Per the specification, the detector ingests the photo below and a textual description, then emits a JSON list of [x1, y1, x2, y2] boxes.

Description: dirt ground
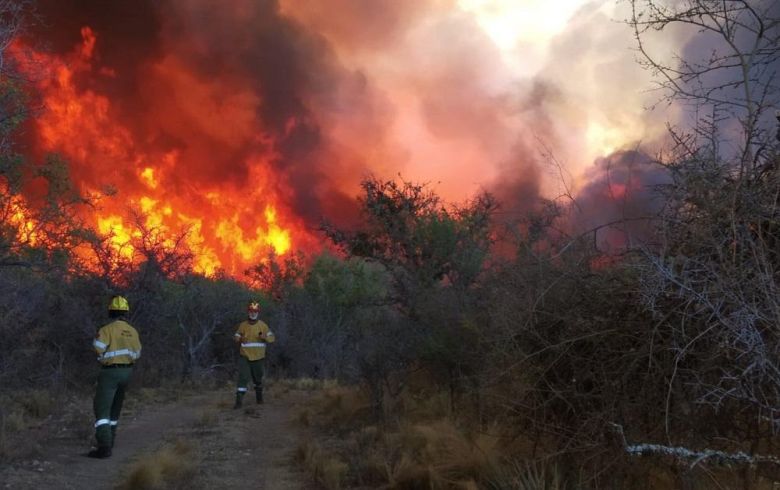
[[0, 385, 314, 489]]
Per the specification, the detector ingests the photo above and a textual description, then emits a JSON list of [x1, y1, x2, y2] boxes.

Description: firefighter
[[88, 296, 141, 459], [233, 301, 275, 408]]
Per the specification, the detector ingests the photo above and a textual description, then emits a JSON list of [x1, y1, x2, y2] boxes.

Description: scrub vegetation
[[1, 1, 779, 488]]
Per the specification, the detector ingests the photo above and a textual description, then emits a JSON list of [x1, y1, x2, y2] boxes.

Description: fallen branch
[[608, 423, 780, 468]]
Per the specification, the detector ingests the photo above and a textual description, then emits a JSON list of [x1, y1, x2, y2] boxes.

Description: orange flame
[[13, 27, 315, 278]]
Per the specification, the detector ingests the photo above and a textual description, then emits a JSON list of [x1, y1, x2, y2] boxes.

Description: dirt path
[[1, 388, 311, 489], [194, 390, 313, 490]]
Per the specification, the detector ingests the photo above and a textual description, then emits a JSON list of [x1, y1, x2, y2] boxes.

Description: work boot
[[255, 388, 264, 405], [233, 392, 244, 409], [87, 446, 112, 459]]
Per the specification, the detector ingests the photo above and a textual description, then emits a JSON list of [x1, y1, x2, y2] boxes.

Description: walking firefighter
[[233, 301, 275, 408], [88, 296, 141, 459]]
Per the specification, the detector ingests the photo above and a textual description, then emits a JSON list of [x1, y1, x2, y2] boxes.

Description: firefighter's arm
[[93, 327, 109, 356], [233, 325, 245, 343], [264, 324, 276, 344]]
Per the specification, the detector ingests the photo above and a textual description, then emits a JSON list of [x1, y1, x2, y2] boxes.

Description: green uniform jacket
[[93, 320, 142, 365], [234, 320, 275, 361]]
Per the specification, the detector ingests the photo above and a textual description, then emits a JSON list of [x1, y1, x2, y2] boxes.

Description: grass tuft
[[118, 439, 198, 490], [485, 460, 568, 490], [297, 439, 349, 490]]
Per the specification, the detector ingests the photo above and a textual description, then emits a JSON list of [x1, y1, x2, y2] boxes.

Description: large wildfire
[[7, 0, 681, 278], [14, 19, 323, 277]]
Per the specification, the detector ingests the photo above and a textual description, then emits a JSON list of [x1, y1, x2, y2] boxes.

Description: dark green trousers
[[236, 356, 264, 396], [93, 365, 132, 448]]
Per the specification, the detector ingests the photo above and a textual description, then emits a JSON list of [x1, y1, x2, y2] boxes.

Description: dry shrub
[[314, 385, 371, 427], [297, 439, 349, 490], [0, 413, 41, 462], [295, 438, 318, 465], [486, 460, 569, 490], [301, 383, 515, 489], [0, 390, 56, 429], [352, 418, 504, 489], [118, 439, 198, 490], [413, 420, 502, 486], [374, 453, 429, 488], [19, 390, 55, 419]]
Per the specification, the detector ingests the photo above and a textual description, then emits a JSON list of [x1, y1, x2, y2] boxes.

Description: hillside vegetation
[[2, 1, 779, 488]]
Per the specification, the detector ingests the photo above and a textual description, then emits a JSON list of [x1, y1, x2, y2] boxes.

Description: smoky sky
[[22, 0, 769, 250]]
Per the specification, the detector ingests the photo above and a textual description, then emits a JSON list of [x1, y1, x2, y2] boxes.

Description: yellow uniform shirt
[[93, 320, 142, 365], [234, 320, 275, 361]]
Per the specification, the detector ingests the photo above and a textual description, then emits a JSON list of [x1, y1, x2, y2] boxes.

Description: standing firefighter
[[88, 296, 141, 459], [233, 301, 275, 408]]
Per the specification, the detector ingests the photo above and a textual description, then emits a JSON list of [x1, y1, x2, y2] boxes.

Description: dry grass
[[295, 383, 589, 489], [485, 460, 569, 490], [357, 419, 504, 488], [294, 383, 510, 489], [0, 390, 58, 462], [297, 439, 349, 490], [19, 390, 56, 419], [312, 384, 371, 428], [117, 439, 198, 490], [399, 390, 451, 422], [0, 412, 41, 462], [0, 389, 56, 430], [299, 383, 780, 489]]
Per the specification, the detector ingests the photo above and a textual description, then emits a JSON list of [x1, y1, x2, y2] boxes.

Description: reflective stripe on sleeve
[[95, 419, 110, 427], [93, 340, 108, 350], [110, 420, 118, 426], [237, 387, 248, 392], [241, 343, 266, 348], [233, 333, 242, 337]]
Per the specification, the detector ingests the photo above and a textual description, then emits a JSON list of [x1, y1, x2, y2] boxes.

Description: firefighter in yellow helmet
[[88, 296, 141, 458], [233, 301, 275, 408]]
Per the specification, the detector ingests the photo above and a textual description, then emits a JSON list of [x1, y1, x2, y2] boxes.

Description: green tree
[[324, 177, 497, 313]]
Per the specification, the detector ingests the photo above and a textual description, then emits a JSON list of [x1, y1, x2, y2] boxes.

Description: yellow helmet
[[108, 296, 130, 312]]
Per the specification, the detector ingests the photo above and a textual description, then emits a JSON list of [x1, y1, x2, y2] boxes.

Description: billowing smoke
[[17, 0, 759, 272], [28, 0, 370, 225], [569, 150, 669, 250]]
